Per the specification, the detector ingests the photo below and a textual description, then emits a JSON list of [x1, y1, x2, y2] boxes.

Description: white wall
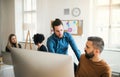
[[0, 0, 15, 52], [36, 0, 91, 62], [0, 0, 2, 53], [15, 0, 23, 42], [37, 0, 50, 40], [37, 0, 91, 52]]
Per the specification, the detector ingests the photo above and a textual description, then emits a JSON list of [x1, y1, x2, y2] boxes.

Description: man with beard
[[75, 36, 111, 77]]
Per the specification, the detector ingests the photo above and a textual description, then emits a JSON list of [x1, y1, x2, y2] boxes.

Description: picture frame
[[51, 20, 83, 36]]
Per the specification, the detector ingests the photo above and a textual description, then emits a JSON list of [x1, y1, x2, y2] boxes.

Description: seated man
[[75, 36, 111, 77]]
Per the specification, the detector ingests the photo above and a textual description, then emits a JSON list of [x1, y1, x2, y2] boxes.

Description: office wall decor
[[51, 20, 83, 36], [72, 8, 81, 17]]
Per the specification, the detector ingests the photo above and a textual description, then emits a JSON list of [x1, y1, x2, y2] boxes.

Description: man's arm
[[47, 38, 55, 53], [68, 33, 81, 61], [102, 66, 111, 77]]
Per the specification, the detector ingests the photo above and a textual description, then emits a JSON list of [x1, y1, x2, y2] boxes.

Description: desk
[[0, 64, 15, 77], [112, 71, 120, 77], [111, 64, 120, 77]]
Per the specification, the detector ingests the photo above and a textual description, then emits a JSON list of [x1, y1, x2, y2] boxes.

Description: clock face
[[72, 8, 81, 17]]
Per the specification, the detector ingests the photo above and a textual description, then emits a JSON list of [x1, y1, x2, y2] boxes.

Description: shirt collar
[[53, 33, 66, 40]]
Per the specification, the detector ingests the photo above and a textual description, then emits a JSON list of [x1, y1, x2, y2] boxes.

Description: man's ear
[[95, 48, 100, 54]]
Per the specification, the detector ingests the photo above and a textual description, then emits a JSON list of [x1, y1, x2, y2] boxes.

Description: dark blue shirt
[[47, 32, 81, 61]]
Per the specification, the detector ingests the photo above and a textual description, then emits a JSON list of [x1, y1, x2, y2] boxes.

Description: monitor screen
[[10, 48, 74, 77]]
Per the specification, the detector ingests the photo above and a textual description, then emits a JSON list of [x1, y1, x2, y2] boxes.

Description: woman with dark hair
[[6, 34, 22, 52], [33, 33, 47, 52]]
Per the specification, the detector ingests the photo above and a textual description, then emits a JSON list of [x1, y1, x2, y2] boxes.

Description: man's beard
[[85, 50, 94, 59]]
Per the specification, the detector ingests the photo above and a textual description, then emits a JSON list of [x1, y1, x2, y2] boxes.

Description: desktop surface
[[0, 64, 15, 77]]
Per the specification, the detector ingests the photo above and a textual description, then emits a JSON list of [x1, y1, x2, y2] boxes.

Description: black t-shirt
[[37, 45, 47, 52], [6, 43, 22, 52]]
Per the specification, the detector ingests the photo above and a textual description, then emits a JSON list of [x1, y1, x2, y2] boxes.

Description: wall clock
[[72, 8, 81, 17]]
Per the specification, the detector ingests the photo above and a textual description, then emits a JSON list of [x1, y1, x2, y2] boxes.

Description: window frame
[[23, 0, 37, 41], [92, 0, 120, 49]]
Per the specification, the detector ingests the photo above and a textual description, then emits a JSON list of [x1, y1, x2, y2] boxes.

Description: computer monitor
[[10, 48, 74, 77]]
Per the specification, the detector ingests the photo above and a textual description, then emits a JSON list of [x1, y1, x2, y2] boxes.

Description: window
[[23, 0, 37, 41], [93, 0, 120, 49]]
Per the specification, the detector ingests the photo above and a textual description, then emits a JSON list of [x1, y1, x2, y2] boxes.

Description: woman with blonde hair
[[6, 34, 22, 52]]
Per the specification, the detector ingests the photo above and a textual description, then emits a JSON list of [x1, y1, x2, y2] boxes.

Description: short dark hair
[[52, 18, 63, 30], [88, 36, 104, 53], [33, 33, 45, 45]]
